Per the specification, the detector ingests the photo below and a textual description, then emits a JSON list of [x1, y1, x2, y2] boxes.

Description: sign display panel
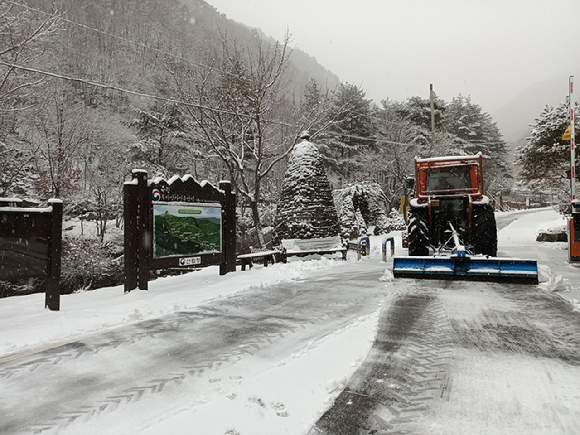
[[0, 237, 49, 279], [0, 211, 51, 280], [153, 203, 222, 258]]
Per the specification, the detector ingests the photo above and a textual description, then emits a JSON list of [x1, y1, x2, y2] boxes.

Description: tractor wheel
[[471, 204, 497, 256], [407, 206, 430, 256]]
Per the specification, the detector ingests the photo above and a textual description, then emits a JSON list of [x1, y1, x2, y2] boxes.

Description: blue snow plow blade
[[392, 255, 539, 284]]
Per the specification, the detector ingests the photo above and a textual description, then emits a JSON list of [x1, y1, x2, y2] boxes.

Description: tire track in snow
[[448, 282, 580, 364], [310, 287, 453, 435], [414, 281, 580, 435]]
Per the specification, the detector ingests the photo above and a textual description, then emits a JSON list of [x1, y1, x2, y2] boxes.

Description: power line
[[0, 60, 232, 114], [1, 59, 509, 150], [0, 59, 300, 127]]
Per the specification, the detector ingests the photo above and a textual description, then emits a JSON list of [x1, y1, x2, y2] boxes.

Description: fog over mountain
[[492, 73, 575, 144]]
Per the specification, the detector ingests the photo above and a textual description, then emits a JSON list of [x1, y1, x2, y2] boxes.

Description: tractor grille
[[431, 198, 468, 246]]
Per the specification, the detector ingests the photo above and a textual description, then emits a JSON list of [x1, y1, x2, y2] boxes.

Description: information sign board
[[153, 203, 222, 258]]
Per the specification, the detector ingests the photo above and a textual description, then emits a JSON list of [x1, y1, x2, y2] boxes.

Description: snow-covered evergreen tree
[[387, 208, 406, 231], [444, 95, 511, 193], [334, 193, 366, 240], [354, 209, 368, 235], [394, 95, 446, 132], [317, 83, 374, 179], [273, 134, 341, 244], [515, 102, 579, 197]]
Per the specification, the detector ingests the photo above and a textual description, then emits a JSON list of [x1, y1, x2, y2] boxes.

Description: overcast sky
[[205, 0, 580, 114]]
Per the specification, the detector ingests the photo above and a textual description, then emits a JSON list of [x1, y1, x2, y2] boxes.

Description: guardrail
[[382, 237, 395, 262]]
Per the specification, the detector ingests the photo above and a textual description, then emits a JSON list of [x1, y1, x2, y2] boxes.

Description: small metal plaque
[[178, 256, 201, 266]]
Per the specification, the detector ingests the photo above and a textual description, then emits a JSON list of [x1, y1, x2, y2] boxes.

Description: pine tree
[[317, 83, 374, 180], [444, 95, 511, 194], [396, 96, 446, 131], [515, 102, 579, 195]]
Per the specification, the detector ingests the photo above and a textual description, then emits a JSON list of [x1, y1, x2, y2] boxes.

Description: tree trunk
[[250, 200, 266, 248]]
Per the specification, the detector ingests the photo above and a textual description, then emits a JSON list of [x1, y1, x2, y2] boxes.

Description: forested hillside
[[1, 0, 339, 198], [2, 0, 518, 294]]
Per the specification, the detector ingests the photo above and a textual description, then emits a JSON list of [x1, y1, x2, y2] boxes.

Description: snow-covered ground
[[0, 207, 578, 434], [496, 207, 580, 306]]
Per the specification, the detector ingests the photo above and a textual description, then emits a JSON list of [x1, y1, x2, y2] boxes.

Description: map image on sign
[[153, 204, 221, 258]]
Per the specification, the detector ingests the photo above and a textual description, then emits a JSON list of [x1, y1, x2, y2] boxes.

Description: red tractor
[[406, 153, 497, 257]]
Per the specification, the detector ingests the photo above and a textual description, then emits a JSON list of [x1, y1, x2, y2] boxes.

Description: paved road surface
[[2, 210, 579, 434]]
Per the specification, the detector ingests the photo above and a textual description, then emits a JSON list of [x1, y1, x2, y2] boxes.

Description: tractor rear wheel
[[407, 206, 430, 256], [471, 204, 497, 256]]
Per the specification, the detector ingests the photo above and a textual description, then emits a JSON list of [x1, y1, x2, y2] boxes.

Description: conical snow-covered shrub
[[333, 182, 391, 239], [273, 138, 340, 244]]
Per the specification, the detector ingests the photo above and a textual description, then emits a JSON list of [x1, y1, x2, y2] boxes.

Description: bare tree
[[170, 31, 314, 247], [0, 2, 61, 110], [79, 111, 135, 241], [25, 82, 91, 199], [0, 2, 61, 196], [367, 104, 421, 215]]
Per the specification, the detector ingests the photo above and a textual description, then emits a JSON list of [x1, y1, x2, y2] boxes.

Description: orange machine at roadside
[[570, 202, 580, 262]]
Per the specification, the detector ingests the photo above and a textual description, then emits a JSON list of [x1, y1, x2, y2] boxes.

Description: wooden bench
[[237, 249, 282, 271], [280, 236, 348, 261]]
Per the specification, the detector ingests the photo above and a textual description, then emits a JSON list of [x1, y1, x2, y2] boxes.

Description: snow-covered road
[[311, 278, 580, 434], [0, 207, 579, 434], [1, 261, 389, 434]]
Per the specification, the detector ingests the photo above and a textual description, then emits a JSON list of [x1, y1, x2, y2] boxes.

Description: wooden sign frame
[[123, 170, 236, 292]]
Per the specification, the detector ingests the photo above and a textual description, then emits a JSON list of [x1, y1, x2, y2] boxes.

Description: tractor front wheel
[[471, 204, 497, 256], [407, 206, 430, 256]]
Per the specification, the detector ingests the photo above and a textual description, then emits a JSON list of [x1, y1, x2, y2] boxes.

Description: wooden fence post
[[219, 181, 237, 275], [135, 170, 149, 290], [124, 177, 139, 293], [45, 199, 62, 311]]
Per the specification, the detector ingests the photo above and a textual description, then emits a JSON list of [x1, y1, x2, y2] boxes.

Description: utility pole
[[568, 75, 580, 263], [428, 83, 436, 155], [430, 84, 436, 135]]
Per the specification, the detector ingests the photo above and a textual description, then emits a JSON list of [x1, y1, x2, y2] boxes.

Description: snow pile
[[380, 268, 395, 282], [497, 208, 579, 309], [538, 264, 574, 292], [535, 215, 567, 235]]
